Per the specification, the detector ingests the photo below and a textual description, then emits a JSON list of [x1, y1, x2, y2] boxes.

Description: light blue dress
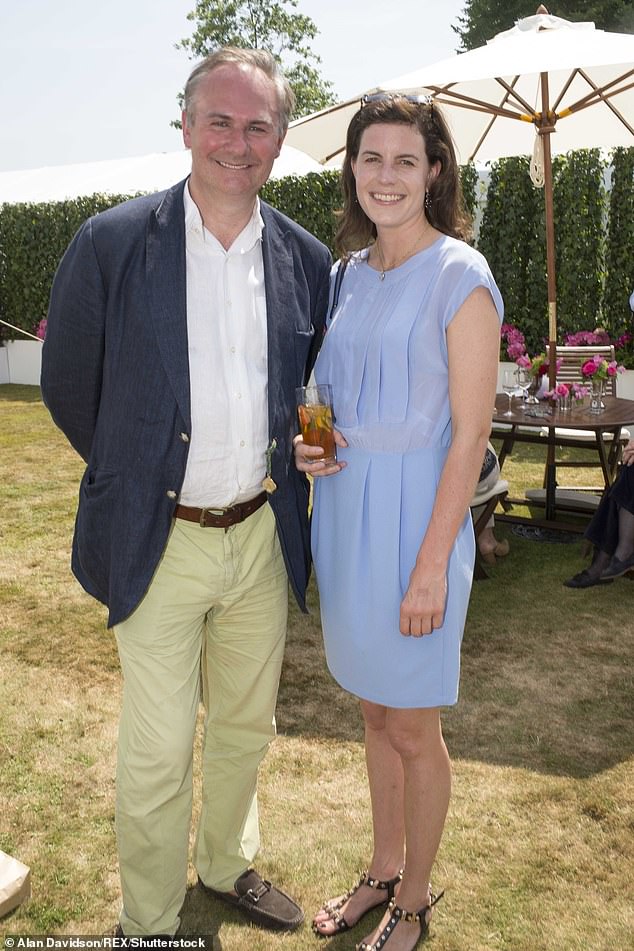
[[312, 236, 503, 708]]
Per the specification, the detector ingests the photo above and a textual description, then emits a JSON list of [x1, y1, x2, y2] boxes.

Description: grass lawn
[[0, 384, 632, 950]]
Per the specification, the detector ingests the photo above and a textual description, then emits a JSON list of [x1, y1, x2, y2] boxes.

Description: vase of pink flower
[[589, 377, 607, 413], [516, 351, 562, 402], [544, 381, 589, 411], [580, 354, 624, 413]]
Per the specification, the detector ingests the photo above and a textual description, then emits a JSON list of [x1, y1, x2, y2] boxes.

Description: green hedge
[[603, 147, 634, 336], [0, 178, 343, 343], [478, 154, 547, 348], [478, 147, 634, 361], [0, 194, 140, 343], [261, 170, 341, 248], [1, 151, 632, 356]]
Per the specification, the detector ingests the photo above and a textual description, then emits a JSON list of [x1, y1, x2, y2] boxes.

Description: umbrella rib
[[565, 68, 634, 110], [551, 70, 579, 113], [559, 69, 634, 136], [289, 96, 360, 128], [468, 83, 518, 162], [493, 76, 538, 116], [324, 144, 347, 164], [427, 85, 536, 123]]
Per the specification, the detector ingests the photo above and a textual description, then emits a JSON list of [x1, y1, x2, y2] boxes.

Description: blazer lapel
[[261, 205, 296, 442], [146, 179, 191, 428]]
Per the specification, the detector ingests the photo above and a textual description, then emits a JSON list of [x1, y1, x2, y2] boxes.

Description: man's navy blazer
[[41, 179, 332, 627]]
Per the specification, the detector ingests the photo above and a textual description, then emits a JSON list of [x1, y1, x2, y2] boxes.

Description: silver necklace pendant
[[379, 271, 386, 281]]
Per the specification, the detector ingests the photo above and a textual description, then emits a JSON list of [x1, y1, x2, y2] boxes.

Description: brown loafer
[[198, 868, 304, 932]]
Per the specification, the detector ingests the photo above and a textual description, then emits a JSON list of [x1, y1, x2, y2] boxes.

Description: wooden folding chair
[[539, 345, 630, 492]]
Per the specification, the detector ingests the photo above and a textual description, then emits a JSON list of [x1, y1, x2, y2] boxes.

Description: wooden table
[[491, 393, 634, 527]]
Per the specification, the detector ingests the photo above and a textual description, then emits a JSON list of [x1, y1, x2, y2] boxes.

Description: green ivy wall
[[1, 150, 632, 361]]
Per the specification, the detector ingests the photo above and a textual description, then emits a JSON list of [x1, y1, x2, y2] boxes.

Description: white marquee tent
[[0, 145, 323, 204]]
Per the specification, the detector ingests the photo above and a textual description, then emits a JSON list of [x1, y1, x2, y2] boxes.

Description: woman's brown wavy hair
[[335, 96, 472, 258]]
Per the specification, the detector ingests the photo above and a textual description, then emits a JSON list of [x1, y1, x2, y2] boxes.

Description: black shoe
[[114, 926, 173, 943], [600, 553, 634, 579], [198, 868, 304, 932], [563, 569, 613, 589]]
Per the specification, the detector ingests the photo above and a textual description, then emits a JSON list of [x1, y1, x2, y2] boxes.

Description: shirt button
[[240, 440, 245, 447], [179, 432, 190, 442], [230, 346, 236, 354], [237, 393, 242, 399], [166, 490, 177, 499]]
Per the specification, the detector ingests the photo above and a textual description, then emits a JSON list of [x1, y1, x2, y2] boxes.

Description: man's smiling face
[[182, 62, 284, 204]]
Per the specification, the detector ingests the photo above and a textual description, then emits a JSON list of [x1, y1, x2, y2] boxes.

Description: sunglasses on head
[[361, 92, 434, 111]]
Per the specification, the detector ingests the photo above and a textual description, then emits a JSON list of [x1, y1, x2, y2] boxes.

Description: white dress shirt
[[179, 184, 269, 508]]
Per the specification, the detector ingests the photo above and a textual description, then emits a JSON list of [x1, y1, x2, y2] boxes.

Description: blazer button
[[179, 432, 190, 442], [166, 490, 177, 499]]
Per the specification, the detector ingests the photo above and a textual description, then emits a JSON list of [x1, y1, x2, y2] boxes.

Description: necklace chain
[[374, 232, 428, 281]]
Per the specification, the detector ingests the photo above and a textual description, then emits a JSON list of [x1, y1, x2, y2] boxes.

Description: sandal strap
[[325, 869, 403, 912], [364, 869, 403, 895], [388, 888, 445, 921], [322, 871, 366, 913], [315, 870, 404, 939], [357, 891, 444, 951]]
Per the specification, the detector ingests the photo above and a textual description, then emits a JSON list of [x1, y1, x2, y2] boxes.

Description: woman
[[564, 439, 634, 587], [295, 95, 502, 951]]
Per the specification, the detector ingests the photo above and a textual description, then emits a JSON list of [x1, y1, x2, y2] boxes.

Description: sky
[[0, 0, 466, 172]]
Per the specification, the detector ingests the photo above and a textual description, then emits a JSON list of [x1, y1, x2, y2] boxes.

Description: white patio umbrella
[[287, 5, 634, 383]]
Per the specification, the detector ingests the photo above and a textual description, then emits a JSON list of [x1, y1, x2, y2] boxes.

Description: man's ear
[[182, 111, 192, 148]]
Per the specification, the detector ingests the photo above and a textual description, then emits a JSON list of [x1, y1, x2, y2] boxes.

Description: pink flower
[[507, 340, 526, 359], [565, 329, 611, 347], [35, 318, 47, 340], [581, 359, 598, 377], [580, 355, 625, 380], [555, 383, 570, 397], [500, 323, 526, 361], [516, 354, 532, 369]]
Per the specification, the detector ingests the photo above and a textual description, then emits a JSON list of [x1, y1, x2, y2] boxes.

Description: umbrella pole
[[540, 73, 558, 520], [539, 76, 558, 390], [544, 134, 557, 391]]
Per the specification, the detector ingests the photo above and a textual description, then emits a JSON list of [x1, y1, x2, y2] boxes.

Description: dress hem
[[325, 659, 459, 710]]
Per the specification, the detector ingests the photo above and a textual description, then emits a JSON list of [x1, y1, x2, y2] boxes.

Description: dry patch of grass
[[0, 653, 121, 932], [1, 386, 633, 950]]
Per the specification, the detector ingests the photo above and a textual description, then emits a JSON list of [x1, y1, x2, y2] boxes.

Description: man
[[41, 48, 331, 938]]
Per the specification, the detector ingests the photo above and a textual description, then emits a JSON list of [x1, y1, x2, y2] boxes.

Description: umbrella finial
[[536, 4, 549, 12]]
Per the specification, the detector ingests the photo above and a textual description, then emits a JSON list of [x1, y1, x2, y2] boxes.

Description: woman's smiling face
[[351, 122, 439, 231]]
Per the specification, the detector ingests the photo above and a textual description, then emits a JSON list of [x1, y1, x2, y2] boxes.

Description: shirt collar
[[183, 179, 263, 253]]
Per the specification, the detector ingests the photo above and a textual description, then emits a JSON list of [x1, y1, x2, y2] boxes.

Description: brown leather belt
[[174, 492, 268, 529]]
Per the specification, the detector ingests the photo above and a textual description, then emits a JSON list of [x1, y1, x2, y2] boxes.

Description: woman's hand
[[623, 440, 634, 466], [293, 430, 348, 477], [400, 566, 447, 637]]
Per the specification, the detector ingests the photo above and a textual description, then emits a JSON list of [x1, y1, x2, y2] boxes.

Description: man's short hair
[[184, 47, 295, 136]]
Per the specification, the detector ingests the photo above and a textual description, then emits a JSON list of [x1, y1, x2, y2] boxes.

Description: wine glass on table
[[516, 366, 532, 405], [502, 369, 517, 417], [520, 367, 539, 404]]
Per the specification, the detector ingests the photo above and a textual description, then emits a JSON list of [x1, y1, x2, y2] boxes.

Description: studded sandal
[[312, 869, 403, 938], [355, 890, 444, 950]]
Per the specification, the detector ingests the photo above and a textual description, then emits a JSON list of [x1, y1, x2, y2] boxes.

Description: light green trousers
[[113, 503, 288, 936]]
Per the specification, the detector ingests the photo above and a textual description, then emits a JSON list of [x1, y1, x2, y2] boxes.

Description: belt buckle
[[200, 507, 226, 528]]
